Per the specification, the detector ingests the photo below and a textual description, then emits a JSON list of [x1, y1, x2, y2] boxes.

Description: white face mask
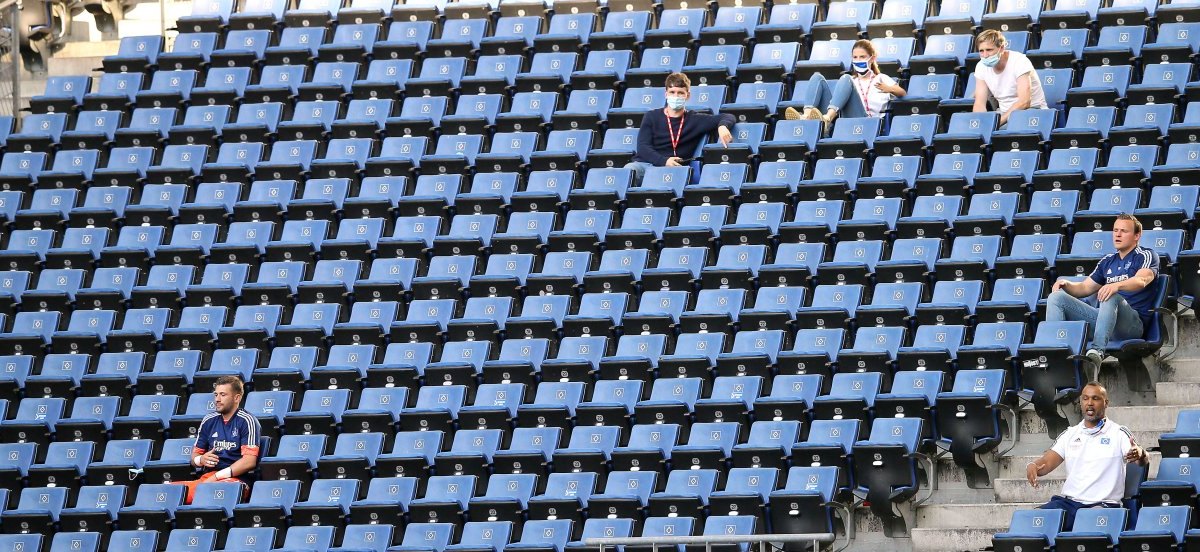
[[666, 96, 687, 110]]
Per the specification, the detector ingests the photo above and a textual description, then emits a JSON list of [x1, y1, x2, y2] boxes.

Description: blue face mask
[[852, 61, 870, 73], [666, 96, 687, 110], [980, 52, 1002, 68]]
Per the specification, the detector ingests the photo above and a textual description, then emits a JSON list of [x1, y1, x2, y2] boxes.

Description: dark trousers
[[1039, 495, 1119, 529]]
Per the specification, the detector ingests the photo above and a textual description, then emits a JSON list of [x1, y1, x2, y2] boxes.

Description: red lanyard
[[854, 74, 877, 118], [667, 110, 685, 157]]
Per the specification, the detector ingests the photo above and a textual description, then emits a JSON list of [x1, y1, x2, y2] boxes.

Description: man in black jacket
[[626, 72, 735, 184]]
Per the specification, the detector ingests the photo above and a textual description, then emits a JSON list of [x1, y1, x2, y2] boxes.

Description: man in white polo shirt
[[1026, 382, 1148, 529]]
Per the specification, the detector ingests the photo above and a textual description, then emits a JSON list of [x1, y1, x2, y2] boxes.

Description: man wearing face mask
[[972, 29, 1048, 127], [626, 72, 735, 184], [1026, 382, 1147, 529]]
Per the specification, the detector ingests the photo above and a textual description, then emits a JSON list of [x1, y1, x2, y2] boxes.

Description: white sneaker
[[1085, 348, 1104, 366]]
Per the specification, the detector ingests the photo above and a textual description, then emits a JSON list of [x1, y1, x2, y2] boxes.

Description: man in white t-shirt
[[1026, 382, 1148, 529], [972, 29, 1049, 127]]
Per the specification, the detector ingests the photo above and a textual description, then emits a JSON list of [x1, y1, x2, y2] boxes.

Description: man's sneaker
[[1085, 348, 1104, 365]]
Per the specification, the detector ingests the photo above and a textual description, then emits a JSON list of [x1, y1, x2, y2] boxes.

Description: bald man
[[1026, 382, 1148, 528]]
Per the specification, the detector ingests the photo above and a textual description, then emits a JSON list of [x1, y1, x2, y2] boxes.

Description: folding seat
[[273, 526, 337, 552], [524, 473, 599, 531], [721, 81, 785, 124], [10, 187, 75, 231], [207, 30, 270, 72], [1138, 456, 1200, 510], [583, 471, 658, 520], [1018, 320, 1087, 434], [112, 478, 188, 532], [758, 120, 825, 164], [406, 474, 477, 525], [807, 1, 872, 42], [716, 331, 787, 381], [4, 113, 66, 156], [55, 110, 120, 153], [950, 192, 1019, 237], [1118, 506, 1190, 551], [253, 434, 326, 492], [773, 201, 839, 246], [24, 351, 92, 401], [0, 487, 68, 537], [566, 518, 635, 552], [1008, 190, 1080, 238], [992, 509, 1066, 552], [538, 336, 608, 384], [364, 427, 442, 481], [1029, 146, 1100, 193], [835, 326, 907, 380], [1075, 187, 1137, 232], [79, 349, 149, 400], [99, 35, 163, 75], [227, 480, 301, 534], [989, 109, 1058, 153], [30, 76, 91, 116], [1056, 230, 1117, 278], [863, 0, 923, 35], [932, 234, 1002, 282], [335, 479, 419, 533], [157, 32, 219, 72], [742, 1, 811, 45], [242, 65, 309, 107], [792, 39, 855, 82], [377, 522, 452, 552], [78, 73, 141, 114], [221, 103, 285, 145], [1025, 28, 1089, 70], [1105, 103, 1175, 149], [1136, 186, 1200, 232], [1152, 143, 1200, 190], [260, 26, 325, 67], [669, 421, 743, 471], [41, 223, 105, 270], [129, 70, 196, 112], [644, 469, 718, 520], [215, 527, 278, 552], [168, 105, 234, 150], [1064, 65, 1133, 110], [848, 417, 928, 536]]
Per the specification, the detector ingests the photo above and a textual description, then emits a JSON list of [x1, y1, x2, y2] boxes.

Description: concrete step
[[1165, 358, 1200, 384], [1156, 381, 1200, 405], [915, 502, 1038, 530], [993, 477, 1063, 503], [910, 528, 1004, 552]]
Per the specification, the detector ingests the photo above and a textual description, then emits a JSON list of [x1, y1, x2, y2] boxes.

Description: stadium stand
[[5, 0, 1200, 550]]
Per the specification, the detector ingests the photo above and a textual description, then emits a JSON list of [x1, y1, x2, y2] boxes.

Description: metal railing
[[0, 0, 19, 117], [586, 533, 839, 552]]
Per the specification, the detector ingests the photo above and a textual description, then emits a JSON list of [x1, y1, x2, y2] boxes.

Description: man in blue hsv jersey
[[1047, 214, 1161, 365], [625, 72, 736, 185], [179, 375, 260, 504]]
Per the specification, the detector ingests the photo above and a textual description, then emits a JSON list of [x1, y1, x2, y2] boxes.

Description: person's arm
[[1052, 275, 1102, 297], [1124, 433, 1149, 466], [879, 76, 906, 98], [191, 417, 220, 469], [715, 112, 736, 147], [1026, 449, 1065, 488], [216, 413, 261, 480], [635, 114, 668, 166], [972, 75, 991, 113], [1000, 73, 1033, 126], [1097, 251, 1159, 301]]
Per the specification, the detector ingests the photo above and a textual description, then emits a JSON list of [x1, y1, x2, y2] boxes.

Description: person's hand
[[195, 451, 220, 469], [1026, 462, 1040, 488], [875, 81, 898, 95], [1125, 443, 1147, 464], [717, 125, 733, 148], [1051, 279, 1069, 293], [1098, 283, 1122, 302], [665, 157, 684, 167]]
